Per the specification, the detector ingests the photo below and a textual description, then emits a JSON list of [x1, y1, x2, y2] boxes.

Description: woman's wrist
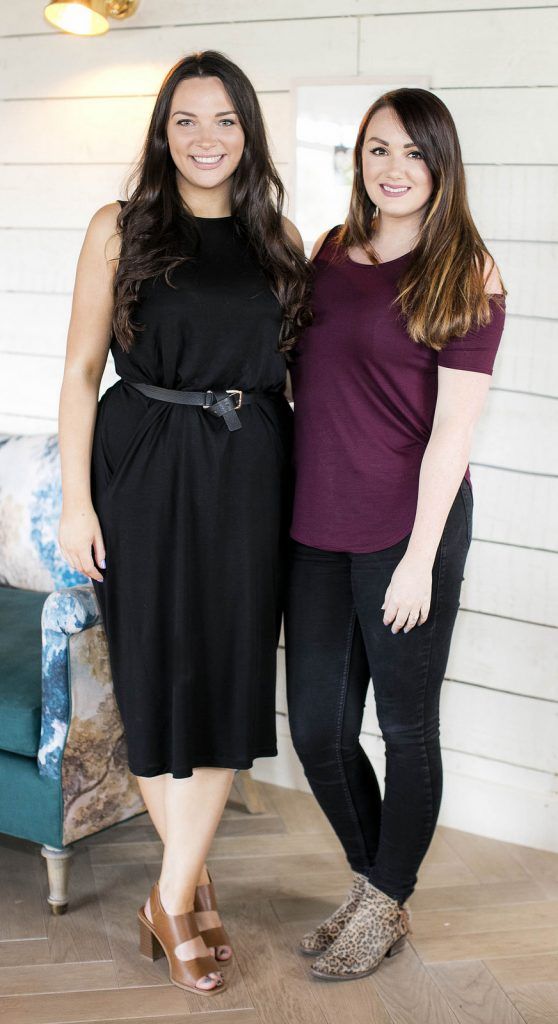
[[404, 539, 437, 571], [62, 496, 95, 516]]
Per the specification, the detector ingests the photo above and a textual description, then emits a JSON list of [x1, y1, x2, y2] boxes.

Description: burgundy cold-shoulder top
[[290, 227, 506, 553]]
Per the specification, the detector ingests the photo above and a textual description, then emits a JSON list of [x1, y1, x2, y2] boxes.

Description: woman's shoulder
[[281, 215, 304, 253], [310, 225, 343, 262], [478, 250, 504, 296], [88, 200, 122, 228], [81, 202, 123, 267]]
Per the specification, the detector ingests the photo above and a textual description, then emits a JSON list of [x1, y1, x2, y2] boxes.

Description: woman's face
[[166, 76, 245, 198], [360, 106, 434, 223]]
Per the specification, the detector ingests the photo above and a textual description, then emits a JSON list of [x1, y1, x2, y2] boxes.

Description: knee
[[289, 716, 331, 762], [289, 714, 361, 768], [380, 713, 440, 751]]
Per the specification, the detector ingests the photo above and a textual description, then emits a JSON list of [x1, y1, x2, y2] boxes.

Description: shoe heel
[[386, 934, 406, 958], [139, 917, 164, 960]]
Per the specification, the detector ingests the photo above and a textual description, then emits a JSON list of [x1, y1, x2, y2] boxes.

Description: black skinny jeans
[[284, 479, 473, 904]]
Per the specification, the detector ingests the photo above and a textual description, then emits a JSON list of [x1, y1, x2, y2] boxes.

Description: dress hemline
[[130, 749, 278, 780]]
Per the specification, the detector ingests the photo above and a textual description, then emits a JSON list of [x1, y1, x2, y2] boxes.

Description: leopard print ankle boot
[[310, 877, 412, 980], [298, 871, 367, 956]]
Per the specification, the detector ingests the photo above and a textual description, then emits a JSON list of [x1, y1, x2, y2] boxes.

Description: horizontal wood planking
[[470, 465, 558, 550], [488, 240, 558, 320], [2, 0, 558, 37], [471, 389, 558, 476], [435, 88, 558, 165], [491, 317, 558, 400], [0, 229, 84, 293], [446, 612, 557, 702], [359, 8, 558, 86], [0, 294, 74, 355], [460, 542, 558, 627], [0, 20, 358, 99], [6, 0, 558, 37], [1, 6, 556, 98], [466, 166, 558, 245]]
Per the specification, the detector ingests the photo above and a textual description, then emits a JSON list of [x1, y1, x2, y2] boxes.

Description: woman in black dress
[[57, 51, 309, 995]]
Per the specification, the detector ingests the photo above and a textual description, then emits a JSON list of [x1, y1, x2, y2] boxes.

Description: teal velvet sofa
[[0, 432, 146, 913]]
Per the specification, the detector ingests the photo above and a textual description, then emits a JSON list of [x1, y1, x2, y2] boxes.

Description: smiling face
[[166, 75, 245, 207], [361, 106, 434, 225]]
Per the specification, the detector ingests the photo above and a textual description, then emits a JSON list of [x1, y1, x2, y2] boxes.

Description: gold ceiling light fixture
[[44, 0, 140, 37]]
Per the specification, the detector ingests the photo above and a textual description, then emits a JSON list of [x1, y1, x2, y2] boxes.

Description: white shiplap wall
[[1, 1, 556, 850]]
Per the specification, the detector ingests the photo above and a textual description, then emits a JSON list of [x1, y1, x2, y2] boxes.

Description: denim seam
[[333, 605, 372, 871], [412, 524, 448, 888], [459, 480, 473, 545]]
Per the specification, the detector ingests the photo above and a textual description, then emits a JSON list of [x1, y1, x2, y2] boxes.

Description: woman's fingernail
[[100, 559, 106, 568]]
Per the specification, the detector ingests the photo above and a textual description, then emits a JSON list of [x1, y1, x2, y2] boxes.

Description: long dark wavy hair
[[111, 50, 312, 354], [332, 88, 506, 351]]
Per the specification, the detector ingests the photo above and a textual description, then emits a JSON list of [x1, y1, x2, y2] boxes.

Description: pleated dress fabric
[[90, 208, 293, 778]]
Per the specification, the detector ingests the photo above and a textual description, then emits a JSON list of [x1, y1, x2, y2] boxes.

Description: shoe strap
[[200, 924, 230, 948], [150, 882, 201, 945], [194, 880, 217, 913]]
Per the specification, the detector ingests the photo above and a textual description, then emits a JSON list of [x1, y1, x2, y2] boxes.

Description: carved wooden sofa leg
[[40, 844, 75, 914]]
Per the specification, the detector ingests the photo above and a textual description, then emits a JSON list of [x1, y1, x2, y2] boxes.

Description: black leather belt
[[123, 379, 271, 432]]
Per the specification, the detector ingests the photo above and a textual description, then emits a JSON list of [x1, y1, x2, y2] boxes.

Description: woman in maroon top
[[285, 88, 506, 981]]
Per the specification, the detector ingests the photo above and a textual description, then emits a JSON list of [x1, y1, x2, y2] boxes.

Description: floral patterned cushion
[[0, 433, 87, 591]]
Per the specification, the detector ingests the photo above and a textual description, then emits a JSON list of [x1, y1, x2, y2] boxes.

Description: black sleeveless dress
[[90, 207, 293, 778]]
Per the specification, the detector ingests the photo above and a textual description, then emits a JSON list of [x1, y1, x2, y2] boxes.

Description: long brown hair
[[111, 50, 312, 354], [334, 88, 506, 350]]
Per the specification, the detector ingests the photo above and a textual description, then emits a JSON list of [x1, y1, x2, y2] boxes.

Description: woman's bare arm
[[382, 255, 504, 633], [57, 201, 121, 581]]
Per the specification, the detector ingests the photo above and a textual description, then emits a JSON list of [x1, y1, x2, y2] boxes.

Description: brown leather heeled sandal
[[194, 870, 233, 962], [138, 881, 227, 995]]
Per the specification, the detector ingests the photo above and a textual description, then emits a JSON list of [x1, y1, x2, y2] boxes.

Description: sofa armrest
[[38, 583, 145, 845], [38, 584, 99, 779]]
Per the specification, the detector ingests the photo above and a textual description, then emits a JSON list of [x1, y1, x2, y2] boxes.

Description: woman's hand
[[382, 553, 433, 634], [59, 504, 106, 583]]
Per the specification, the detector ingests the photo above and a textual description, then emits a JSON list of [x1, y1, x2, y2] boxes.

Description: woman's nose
[[194, 130, 218, 148]]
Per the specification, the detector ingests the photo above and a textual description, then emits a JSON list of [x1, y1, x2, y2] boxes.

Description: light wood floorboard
[[2, 781, 558, 1024], [426, 960, 526, 1024]]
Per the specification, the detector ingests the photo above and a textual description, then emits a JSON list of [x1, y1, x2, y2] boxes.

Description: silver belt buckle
[[226, 389, 243, 409]]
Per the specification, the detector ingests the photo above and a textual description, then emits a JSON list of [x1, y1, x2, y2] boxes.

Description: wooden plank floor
[[1, 779, 558, 1024]]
